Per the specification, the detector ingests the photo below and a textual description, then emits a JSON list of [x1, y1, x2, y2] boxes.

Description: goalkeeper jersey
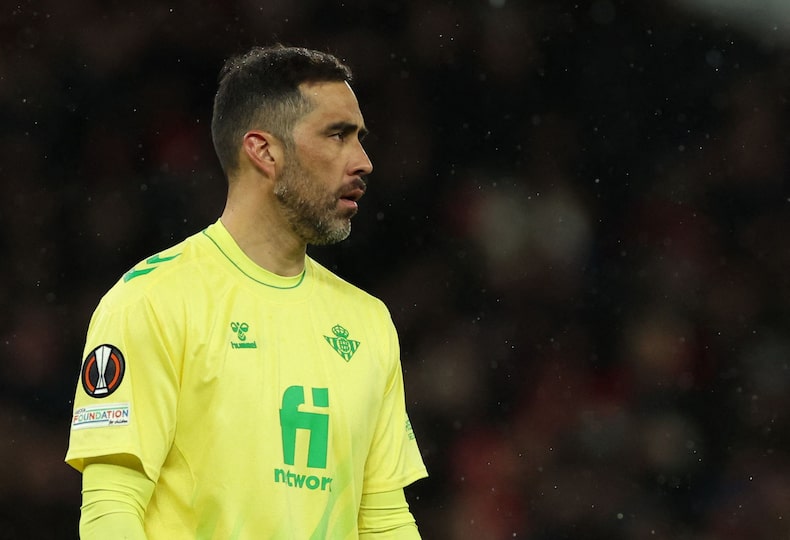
[[66, 219, 428, 539]]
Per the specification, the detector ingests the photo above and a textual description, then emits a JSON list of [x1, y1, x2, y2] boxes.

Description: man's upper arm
[[362, 314, 428, 493], [66, 290, 182, 480]]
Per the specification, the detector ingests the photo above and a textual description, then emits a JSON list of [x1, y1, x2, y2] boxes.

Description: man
[[66, 45, 428, 539]]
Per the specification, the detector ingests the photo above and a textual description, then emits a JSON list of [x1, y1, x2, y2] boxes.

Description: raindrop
[[706, 49, 724, 69], [590, 0, 615, 24]]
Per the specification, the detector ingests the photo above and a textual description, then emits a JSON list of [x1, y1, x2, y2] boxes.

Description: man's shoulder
[[308, 257, 388, 309], [120, 243, 189, 285], [103, 227, 214, 304]]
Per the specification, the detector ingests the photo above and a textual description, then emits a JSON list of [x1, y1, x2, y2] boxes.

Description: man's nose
[[352, 142, 373, 177]]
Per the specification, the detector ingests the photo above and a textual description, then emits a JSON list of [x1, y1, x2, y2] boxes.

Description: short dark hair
[[211, 45, 353, 175]]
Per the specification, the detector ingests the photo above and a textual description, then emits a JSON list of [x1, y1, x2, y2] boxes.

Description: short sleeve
[[362, 318, 428, 494], [65, 291, 182, 482]]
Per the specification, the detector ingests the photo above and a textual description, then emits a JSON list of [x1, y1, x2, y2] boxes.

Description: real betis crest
[[324, 324, 360, 362]]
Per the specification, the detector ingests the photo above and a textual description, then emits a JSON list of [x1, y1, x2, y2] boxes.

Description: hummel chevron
[[123, 253, 181, 282]]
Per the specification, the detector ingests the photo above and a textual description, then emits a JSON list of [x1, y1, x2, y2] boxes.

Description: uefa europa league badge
[[81, 344, 126, 398]]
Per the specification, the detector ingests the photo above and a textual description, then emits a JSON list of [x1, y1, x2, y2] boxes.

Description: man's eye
[[330, 132, 345, 141]]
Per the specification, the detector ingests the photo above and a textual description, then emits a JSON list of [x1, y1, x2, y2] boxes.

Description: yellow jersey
[[66, 219, 427, 539]]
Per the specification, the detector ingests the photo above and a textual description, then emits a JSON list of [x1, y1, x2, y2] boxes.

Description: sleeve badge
[[80, 344, 126, 398]]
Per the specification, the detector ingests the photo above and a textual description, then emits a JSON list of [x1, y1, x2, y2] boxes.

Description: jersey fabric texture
[[66, 219, 428, 540]]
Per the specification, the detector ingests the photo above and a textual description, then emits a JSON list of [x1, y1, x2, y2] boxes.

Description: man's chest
[[175, 293, 388, 444]]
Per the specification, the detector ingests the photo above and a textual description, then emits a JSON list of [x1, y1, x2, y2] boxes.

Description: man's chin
[[307, 222, 352, 246]]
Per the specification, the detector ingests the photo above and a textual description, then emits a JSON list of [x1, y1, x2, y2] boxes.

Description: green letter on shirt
[[279, 386, 329, 469]]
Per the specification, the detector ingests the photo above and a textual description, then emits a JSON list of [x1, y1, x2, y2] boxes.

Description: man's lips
[[339, 196, 361, 211], [339, 179, 367, 208]]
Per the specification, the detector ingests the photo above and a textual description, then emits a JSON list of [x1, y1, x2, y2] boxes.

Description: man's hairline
[[249, 79, 351, 146], [224, 79, 352, 179]]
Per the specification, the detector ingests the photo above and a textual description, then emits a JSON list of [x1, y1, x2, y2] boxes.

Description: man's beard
[[273, 156, 355, 246]]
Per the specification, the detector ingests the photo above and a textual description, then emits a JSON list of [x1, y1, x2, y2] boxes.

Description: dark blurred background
[[2, 0, 790, 538]]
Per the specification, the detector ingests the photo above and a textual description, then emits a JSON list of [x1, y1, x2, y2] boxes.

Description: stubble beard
[[274, 158, 354, 246]]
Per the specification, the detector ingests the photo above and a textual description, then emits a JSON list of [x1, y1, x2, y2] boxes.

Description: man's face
[[274, 81, 373, 246]]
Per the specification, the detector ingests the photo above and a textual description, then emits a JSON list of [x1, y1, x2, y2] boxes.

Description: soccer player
[[66, 45, 428, 539]]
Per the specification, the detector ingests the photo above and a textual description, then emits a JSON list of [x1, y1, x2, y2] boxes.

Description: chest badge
[[324, 324, 360, 362]]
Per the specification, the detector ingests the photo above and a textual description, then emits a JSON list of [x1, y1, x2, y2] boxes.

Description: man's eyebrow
[[326, 121, 369, 140]]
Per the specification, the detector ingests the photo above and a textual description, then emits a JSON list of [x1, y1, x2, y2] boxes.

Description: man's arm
[[358, 488, 422, 539], [80, 454, 155, 540]]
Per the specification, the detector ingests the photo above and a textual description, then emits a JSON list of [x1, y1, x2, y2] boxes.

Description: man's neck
[[219, 204, 307, 278]]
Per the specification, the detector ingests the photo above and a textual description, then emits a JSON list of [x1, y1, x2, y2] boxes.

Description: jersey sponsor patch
[[81, 344, 126, 398], [71, 403, 130, 430]]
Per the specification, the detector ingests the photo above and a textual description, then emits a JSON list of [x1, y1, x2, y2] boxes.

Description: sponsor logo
[[230, 321, 257, 349], [273, 469, 333, 491], [276, 385, 333, 491], [71, 403, 130, 430], [81, 344, 125, 398], [324, 324, 360, 362]]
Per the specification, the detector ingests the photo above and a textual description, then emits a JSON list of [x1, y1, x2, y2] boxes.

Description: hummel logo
[[324, 324, 360, 362], [230, 321, 257, 349], [123, 252, 181, 282]]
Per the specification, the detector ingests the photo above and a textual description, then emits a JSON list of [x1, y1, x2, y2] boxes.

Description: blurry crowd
[[2, 1, 789, 538]]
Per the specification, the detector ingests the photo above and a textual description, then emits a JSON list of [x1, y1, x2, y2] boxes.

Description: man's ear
[[242, 130, 281, 178]]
